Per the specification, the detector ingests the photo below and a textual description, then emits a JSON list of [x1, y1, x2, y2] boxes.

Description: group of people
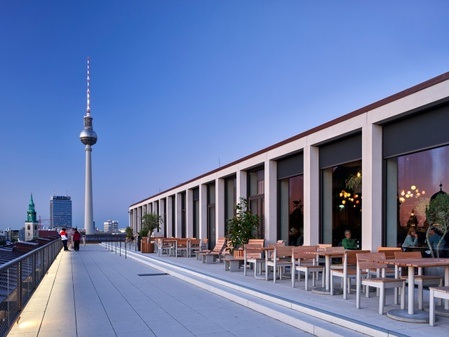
[[341, 226, 447, 256], [59, 227, 82, 251], [402, 226, 447, 256]]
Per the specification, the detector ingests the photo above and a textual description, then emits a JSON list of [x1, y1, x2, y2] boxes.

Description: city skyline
[[1, 1, 449, 230]]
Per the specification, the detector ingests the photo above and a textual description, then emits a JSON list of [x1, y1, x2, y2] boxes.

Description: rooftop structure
[[129, 71, 449, 252]]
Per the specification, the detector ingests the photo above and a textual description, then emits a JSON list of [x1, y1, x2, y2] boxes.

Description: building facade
[[50, 196, 72, 229], [103, 220, 119, 233], [129, 72, 449, 251]]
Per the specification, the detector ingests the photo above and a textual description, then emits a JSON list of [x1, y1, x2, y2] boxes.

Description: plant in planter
[[425, 193, 449, 258], [226, 198, 260, 256], [140, 213, 163, 252]]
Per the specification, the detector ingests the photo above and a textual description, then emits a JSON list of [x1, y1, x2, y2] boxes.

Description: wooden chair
[[156, 238, 176, 257], [330, 250, 370, 299], [376, 246, 401, 276], [194, 238, 209, 260], [291, 245, 324, 290], [394, 251, 443, 309], [200, 237, 227, 264], [377, 246, 402, 259], [248, 238, 265, 246], [175, 238, 189, 257], [429, 286, 449, 326], [326, 246, 345, 270], [356, 252, 405, 314], [188, 238, 201, 257], [265, 246, 293, 283], [243, 243, 264, 277]]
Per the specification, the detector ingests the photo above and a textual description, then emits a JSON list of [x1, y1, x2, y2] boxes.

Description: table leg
[[408, 266, 415, 315], [325, 255, 330, 291], [445, 265, 449, 310]]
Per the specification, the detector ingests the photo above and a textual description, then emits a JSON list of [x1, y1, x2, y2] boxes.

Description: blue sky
[[1, 1, 449, 230]]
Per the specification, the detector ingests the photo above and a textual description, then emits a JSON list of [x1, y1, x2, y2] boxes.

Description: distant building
[[50, 196, 72, 229], [25, 194, 39, 241], [103, 220, 119, 233]]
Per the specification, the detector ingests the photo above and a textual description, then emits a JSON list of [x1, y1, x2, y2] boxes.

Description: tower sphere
[[80, 128, 98, 145]]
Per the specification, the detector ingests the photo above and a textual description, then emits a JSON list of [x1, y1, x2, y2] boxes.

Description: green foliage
[[140, 213, 163, 238], [425, 193, 449, 257], [226, 198, 260, 252], [125, 226, 134, 239], [345, 172, 362, 193]]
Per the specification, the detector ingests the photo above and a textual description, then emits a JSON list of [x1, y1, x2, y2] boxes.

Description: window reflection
[[279, 175, 304, 245], [394, 147, 449, 246], [322, 161, 362, 247]]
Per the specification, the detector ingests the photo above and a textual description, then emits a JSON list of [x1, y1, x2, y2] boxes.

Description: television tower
[[79, 57, 98, 235]]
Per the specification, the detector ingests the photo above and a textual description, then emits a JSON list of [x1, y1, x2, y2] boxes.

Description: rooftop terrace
[[7, 244, 449, 337]]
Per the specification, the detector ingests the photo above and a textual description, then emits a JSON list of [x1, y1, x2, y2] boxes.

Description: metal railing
[[103, 237, 134, 258], [0, 239, 62, 337]]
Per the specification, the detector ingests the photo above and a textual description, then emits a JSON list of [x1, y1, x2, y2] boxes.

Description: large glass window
[[224, 177, 236, 235], [279, 175, 304, 245], [249, 168, 265, 238], [322, 161, 362, 247], [386, 146, 449, 247]]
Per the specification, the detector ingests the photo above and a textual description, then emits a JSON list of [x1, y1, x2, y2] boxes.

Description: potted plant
[[226, 198, 260, 257], [425, 193, 449, 258], [140, 213, 163, 253]]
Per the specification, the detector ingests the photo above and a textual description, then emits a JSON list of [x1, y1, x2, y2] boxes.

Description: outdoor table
[[376, 258, 449, 323], [306, 250, 345, 294]]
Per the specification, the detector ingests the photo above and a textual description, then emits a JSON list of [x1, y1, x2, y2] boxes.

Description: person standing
[[73, 228, 81, 251], [60, 228, 69, 251]]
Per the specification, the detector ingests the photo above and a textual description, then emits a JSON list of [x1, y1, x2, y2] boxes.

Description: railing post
[[32, 253, 37, 291], [18, 261, 22, 312]]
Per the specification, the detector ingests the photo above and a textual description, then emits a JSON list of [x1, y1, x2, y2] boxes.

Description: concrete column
[[265, 159, 277, 243], [133, 209, 138, 235], [159, 199, 166, 237], [304, 144, 320, 245], [236, 170, 247, 201], [137, 207, 142, 234], [362, 123, 383, 251], [199, 184, 208, 240], [216, 178, 225, 238], [186, 189, 193, 237], [175, 193, 183, 237], [166, 197, 173, 238]]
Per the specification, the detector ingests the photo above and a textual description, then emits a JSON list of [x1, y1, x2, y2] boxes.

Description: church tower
[[25, 194, 38, 241]]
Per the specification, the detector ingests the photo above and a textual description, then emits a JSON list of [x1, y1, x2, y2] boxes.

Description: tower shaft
[[84, 145, 94, 234]]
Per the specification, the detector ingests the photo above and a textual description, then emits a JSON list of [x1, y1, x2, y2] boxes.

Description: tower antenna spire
[[86, 57, 91, 116]]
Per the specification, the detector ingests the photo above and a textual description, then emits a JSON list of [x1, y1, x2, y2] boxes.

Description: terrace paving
[[7, 243, 449, 337]]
